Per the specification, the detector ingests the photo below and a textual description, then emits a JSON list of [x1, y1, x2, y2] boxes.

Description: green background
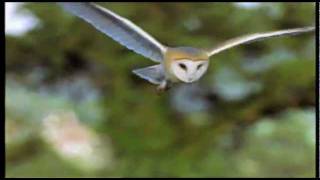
[[5, 2, 316, 177]]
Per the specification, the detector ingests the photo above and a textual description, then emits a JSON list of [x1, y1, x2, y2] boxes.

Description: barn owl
[[59, 3, 315, 92]]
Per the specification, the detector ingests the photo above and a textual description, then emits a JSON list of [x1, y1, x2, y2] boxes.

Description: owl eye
[[179, 63, 187, 71], [197, 64, 203, 70]]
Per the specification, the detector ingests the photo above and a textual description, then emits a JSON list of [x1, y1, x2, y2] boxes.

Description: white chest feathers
[[171, 59, 209, 83]]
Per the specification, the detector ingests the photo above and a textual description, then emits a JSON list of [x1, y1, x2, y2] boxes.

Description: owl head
[[167, 47, 210, 83]]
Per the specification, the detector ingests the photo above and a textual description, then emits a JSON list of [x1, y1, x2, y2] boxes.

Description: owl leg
[[156, 80, 172, 92]]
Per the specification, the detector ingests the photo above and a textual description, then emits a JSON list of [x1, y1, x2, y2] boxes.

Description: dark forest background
[[5, 2, 316, 177]]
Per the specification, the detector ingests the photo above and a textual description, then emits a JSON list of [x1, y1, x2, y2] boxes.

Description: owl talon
[[156, 81, 171, 93]]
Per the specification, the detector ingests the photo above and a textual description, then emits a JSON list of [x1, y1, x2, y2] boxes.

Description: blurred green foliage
[[5, 2, 315, 177]]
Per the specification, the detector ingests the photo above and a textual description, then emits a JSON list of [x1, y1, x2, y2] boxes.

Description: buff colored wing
[[59, 2, 167, 62], [207, 27, 315, 57]]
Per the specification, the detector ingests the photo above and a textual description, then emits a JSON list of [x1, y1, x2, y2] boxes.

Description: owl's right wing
[[59, 2, 167, 63], [206, 26, 315, 57]]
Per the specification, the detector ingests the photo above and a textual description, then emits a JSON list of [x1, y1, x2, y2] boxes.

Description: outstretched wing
[[132, 64, 165, 85], [206, 26, 315, 57], [59, 2, 167, 62]]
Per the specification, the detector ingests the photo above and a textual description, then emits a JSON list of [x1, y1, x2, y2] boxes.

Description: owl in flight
[[60, 3, 315, 92]]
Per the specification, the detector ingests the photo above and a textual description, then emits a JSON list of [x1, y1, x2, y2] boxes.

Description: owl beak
[[187, 77, 195, 83]]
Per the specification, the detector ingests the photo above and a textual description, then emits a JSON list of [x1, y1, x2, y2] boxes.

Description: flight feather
[[59, 2, 167, 62]]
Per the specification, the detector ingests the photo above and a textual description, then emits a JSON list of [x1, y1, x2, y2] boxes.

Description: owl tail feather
[[132, 64, 165, 85]]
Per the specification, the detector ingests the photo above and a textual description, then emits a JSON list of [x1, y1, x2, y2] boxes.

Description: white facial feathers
[[171, 60, 209, 83]]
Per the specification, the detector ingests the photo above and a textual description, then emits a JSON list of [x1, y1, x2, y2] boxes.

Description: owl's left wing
[[206, 26, 315, 57], [59, 2, 167, 62]]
